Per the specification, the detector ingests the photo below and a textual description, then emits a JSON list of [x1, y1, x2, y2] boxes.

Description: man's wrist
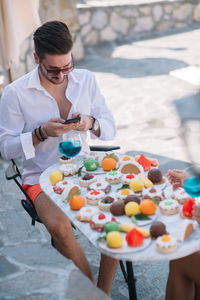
[[89, 116, 100, 132], [89, 116, 95, 130]]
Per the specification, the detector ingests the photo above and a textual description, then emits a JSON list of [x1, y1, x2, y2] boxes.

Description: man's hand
[[71, 113, 93, 132], [42, 118, 79, 137], [166, 169, 189, 190]]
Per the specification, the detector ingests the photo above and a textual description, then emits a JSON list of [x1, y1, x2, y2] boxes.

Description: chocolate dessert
[[110, 201, 125, 216], [147, 168, 163, 183], [124, 195, 141, 205], [150, 221, 167, 239]]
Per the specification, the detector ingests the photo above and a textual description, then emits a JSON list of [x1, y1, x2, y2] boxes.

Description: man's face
[[38, 52, 74, 85]]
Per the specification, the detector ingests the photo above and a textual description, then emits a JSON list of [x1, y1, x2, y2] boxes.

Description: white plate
[[98, 234, 151, 254], [82, 166, 107, 175], [115, 209, 159, 227]]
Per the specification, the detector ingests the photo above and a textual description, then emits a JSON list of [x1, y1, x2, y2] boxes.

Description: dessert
[[59, 164, 78, 176], [120, 224, 150, 238], [121, 174, 135, 185], [106, 231, 123, 248], [90, 213, 116, 232], [79, 173, 96, 187], [125, 202, 140, 217], [105, 170, 122, 184], [88, 180, 111, 194], [135, 155, 159, 167], [104, 221, 121, 233], [159, 199, 179, 215], [53, 180, 69, 194], [129, 179, 144, 193], [181, 198, 195, 219], [86, 190, 105, 205], [126, 228, 144, 247], [155, 235, 177, 254], [147, 168, 165, 185], [98, 196, 115, 211], [101, 157, 117, 171], [84, 158, 99, 171], [59, 156, 75, 164], [143, 187, 163, 203], [69, 195, 85, 210], [119, 161, 143, 175], [49, 170, 63, 185], [150, 221, 167, 239], [61, 183, 80, 202], [110, 201, 125, 216], [120, 155, 132, 163], [172, 187, 191, 205], [138, 173, 153, 188], [139, 199, 157, 216], [76, 206, 98, 222], [137, 154, 151, 171], [124, 195, 141, 205], [115, 188, 133, 202], [176, 219, 194, 242]]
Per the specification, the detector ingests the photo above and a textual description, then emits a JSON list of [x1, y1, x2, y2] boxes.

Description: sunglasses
[[41, 55, 74, 76]]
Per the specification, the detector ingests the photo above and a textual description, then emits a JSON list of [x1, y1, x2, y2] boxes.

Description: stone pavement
[[1, 25, 200, 300]]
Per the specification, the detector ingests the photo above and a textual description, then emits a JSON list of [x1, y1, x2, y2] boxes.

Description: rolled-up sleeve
[[0, 86, 35, 160], [89, 73, 116, 140]]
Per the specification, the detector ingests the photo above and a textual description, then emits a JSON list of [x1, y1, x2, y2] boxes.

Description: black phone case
[[63, 116, 81, 124]]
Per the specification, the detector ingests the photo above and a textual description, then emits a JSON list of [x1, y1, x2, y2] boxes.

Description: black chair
[[5, 145, 137, 300]]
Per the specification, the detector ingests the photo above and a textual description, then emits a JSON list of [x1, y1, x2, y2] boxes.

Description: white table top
[[39, 161, 200, 262]]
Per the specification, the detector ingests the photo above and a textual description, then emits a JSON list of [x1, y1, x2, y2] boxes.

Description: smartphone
[[63, 116, 81, 124]]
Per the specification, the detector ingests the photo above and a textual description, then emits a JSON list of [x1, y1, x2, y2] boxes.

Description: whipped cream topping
[[86, 190, 106, 201], [105, 171, 122, 180], [155, 235, 177, 248], [77, 206, 98, 219], [159, 199, 179, 211], [91, 213, 113, 225]]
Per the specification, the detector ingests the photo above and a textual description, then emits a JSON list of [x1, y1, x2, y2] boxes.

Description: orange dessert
[[139, 199, 157, 216], [69, 195, 85, 210], [101, 157, 116, 171]]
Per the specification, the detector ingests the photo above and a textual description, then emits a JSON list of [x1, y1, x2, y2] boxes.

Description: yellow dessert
[[125, 202, 139, 217], [120, 224, 150, 238], [49, 170, 63, 185], [129, 179, 144, 192], [121, 189, 131, 196], [138, 174, 153, 188], [106, 231, 123, 248]]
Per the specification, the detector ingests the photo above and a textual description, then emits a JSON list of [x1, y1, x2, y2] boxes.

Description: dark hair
[[33, 21, 73, 60]]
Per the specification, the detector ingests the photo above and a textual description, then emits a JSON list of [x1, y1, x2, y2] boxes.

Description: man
[[0, 21, 118, 295]]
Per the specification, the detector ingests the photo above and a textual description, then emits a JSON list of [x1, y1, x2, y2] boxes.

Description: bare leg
[[166, 252, 200, 300], [34, 192, 95, 283], [97, 254, 119, 295]]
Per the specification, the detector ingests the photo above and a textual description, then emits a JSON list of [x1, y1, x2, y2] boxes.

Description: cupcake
[[115, 188, 133, 202], [155, 235, 177, 254], [86, 190, 105, 205], [98, 196, 115, 211], [121, 174, 135, 185], [105, 170, 122, 184], [79, 173, 96, 187], [159, 199, 179, 215]]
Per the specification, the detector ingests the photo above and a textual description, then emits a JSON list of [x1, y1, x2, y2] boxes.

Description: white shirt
[[0, 67, 116, 185]]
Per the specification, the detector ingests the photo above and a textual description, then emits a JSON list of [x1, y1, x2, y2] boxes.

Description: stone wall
[[78, 0, 200, 46], [1, 0, 200, 85]]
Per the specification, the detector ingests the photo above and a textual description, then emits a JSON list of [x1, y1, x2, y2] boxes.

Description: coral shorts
[[22, 184, 43, 203]]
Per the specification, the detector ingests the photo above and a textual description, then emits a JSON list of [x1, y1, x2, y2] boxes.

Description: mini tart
[[79, 174, 96, 187], [155, 235, 177, 254], [172, 188, 191, 205], [159, 199, 179, 215], [119, 161, 143, 175], [121, 174, 135, 185], [53, 180, 69, 194], [76, 206, 98, 222], [86, 190, 106, 205], [58, 164, 78, 176], [59, 156, 76, 164], [176, 219, 194, 242], [88, 180, 111, 194], [142, 187, 163, 203], [119, 155, 133, 165], [90, 213, 116, 232], [115, 188, 133, 202], [98, 196, 115, 211], [105, 170, 122, 184]]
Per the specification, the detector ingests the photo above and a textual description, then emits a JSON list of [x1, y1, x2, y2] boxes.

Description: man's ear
[[33, 52, 39, 64]]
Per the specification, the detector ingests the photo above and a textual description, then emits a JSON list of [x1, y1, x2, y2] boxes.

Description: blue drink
[[183, 176, 200, 198], [59, 140, 81, 158]]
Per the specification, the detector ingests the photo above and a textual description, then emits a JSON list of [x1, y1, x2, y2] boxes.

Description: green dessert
[[104, 221, 121, 233], [84, 158, 99, 171]]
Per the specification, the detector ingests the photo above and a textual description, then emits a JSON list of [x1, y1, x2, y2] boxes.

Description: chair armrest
[[89, 146, 120, 152], [5, 163, 20, 180]]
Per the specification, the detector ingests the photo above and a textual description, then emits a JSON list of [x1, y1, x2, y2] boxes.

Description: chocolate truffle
[[150, 221, 167, 239], [148, 168, 163, 183], [124, 195, 140, 205], [110, 201, 125, 216]]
